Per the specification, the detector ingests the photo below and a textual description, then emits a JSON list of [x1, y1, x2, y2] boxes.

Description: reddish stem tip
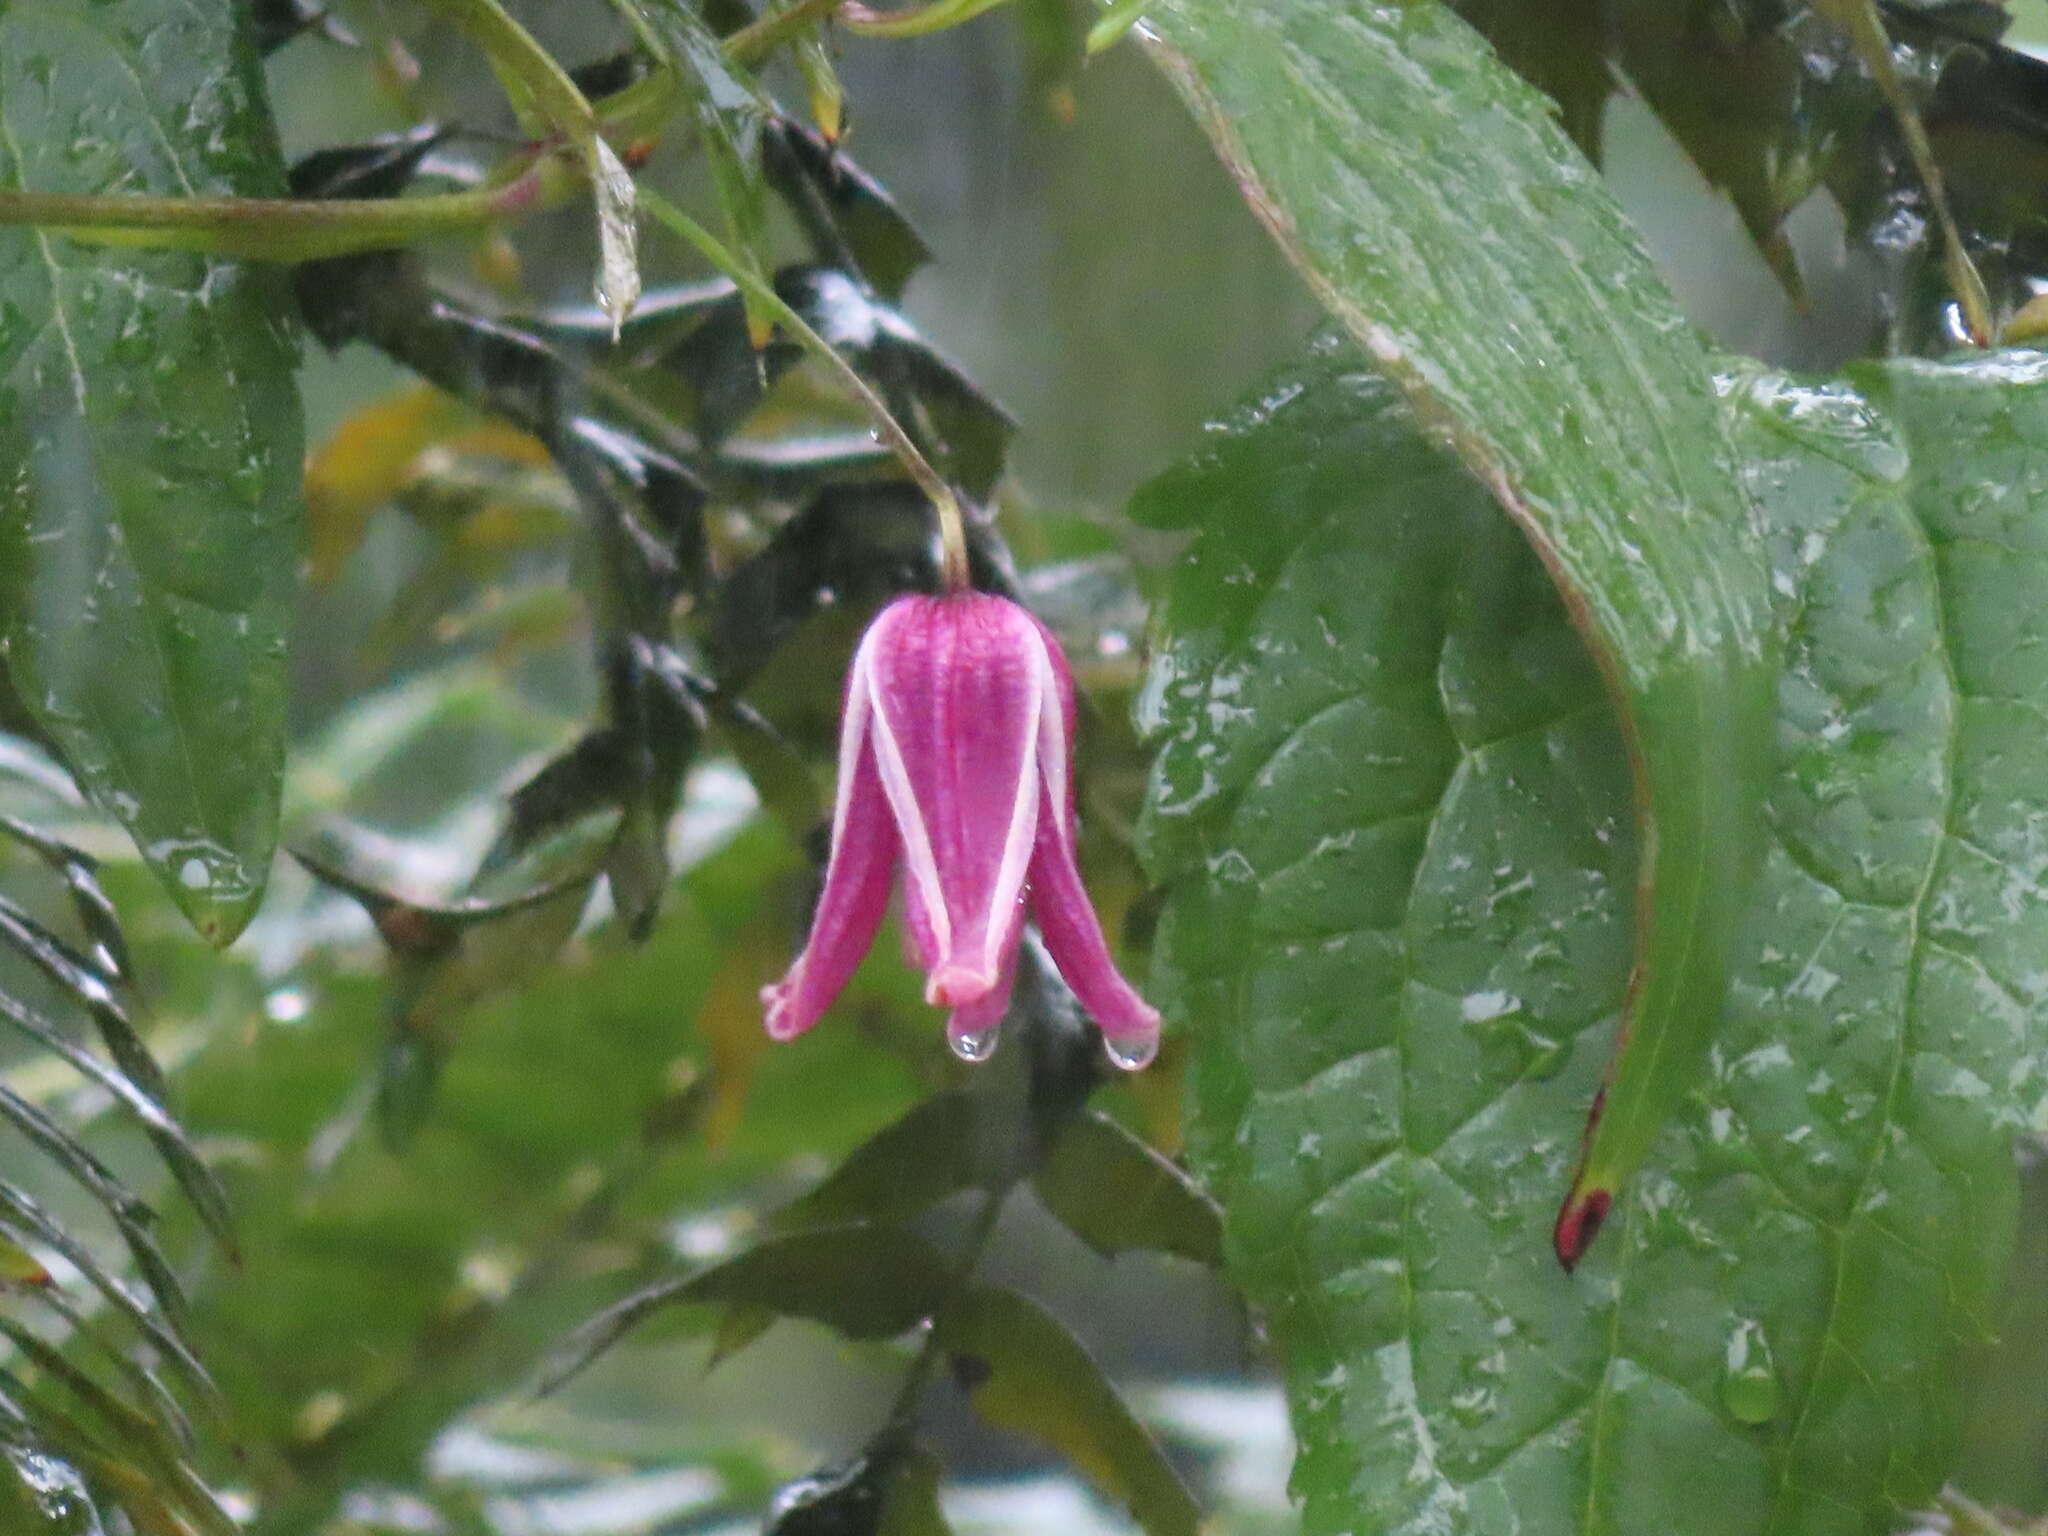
[[1553, 1187, 1612, 1272]]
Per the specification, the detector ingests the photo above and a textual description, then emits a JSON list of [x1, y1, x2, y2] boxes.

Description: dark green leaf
[[0, 0, 304, 942], [764, 1447, 933, 1536], [1142, 335, 2048, 1533], [0, 818, 130, 982], [762, 119, 932, 302], [548, 1225, 951, 1390], [0, 1320, 229, 1536], [0, 1181, 213, 1410], [1147, 0, 1777, 1265], [939, 1287, 1197, 1536], [771, 1090, 985, 1231], [0, 1081, 189, 1329], [704, 482, 945, 691], [0, 978, 233, 1261], [286, 125, 451, 201], [877, 1443, 952, 1536], [1032, 1112, 1221, 1268]]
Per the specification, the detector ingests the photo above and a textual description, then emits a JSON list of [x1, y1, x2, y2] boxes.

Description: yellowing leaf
[[302, 385, 551, 583]]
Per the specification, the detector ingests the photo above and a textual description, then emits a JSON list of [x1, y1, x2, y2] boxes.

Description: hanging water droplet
[[1103, 1032, 1159, 1071], [1719, 1319, 1780, 1425], [949, 1024, 1001, 1063]]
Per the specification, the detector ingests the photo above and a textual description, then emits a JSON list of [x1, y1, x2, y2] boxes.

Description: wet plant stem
[[638, 187, 974, 592], [0, 3, 829, 261], [726, 0, 847, 58]]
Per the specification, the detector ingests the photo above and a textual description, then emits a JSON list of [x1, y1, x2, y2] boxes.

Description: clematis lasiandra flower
[[760, 591, 1161, 1068]]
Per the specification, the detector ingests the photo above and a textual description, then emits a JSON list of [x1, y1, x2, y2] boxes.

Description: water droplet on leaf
[[1720, 1319, 1780, 1425], [1519, 1025, 1568, 1081]]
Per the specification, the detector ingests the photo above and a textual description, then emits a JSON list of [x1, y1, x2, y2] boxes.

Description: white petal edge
[[1032, 626, 1073, 851], [863, 622, 954, 962], [973, 635, 1047, 983]]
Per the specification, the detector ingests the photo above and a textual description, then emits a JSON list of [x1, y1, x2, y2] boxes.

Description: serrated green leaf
[[0, 0, 304, 943], [1144, 0, 1777, 1262], [1032, 1111, 1221, 1268], [1141, 336, 2048, 1533], [938, 1286, 1197, 1536]]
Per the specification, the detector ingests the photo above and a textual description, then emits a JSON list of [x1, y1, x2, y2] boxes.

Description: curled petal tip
[[760, 983, 798, 1041], [927, 962, 1001, 1008]]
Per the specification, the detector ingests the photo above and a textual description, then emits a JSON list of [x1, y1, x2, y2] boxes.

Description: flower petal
[[760, 645, 900, 1040], [1026, 628, 1161, 1053], [865, 594, 1044, 1007], [944, 944, 1019, 1051]]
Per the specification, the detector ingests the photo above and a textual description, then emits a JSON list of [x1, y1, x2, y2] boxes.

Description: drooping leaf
[[1140, 334, 2048, 1534], [547, 1225, 951, 1391], [938, 1286, 1198, 1536], [0, 845, 235, 1264], [1147, 0, 1776, 1267], [1031, 1111, 1221, 1269], [1812, 0, 1993, 342], [0, 820, 129, 984], [769, 1090, 986, 1231], [0, 0, 305, 942], [761, 120, 931, 302], [877, 1443, 952, 1536]]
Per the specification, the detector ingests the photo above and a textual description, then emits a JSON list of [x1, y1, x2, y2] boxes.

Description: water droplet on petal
[[1103, 1032, 1159, 1071], [1720, 1319, 1780, 1425], [950, 1025, 1001, 1063]]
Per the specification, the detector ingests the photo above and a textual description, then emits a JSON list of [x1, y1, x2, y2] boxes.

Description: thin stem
[[0, 5, 827, 261], [725, 0, 846, 62], [638, 186, 974, 593], [840, 0, 1013, 38], [0, 174, 544, 261], [882, 1185, 1006, 1434]]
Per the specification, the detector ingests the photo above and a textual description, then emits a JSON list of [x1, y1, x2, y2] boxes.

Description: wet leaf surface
[[0, 0, 305, 942], [1142, 335, 2048, 1534], [1149, 0, 1778, 1263]]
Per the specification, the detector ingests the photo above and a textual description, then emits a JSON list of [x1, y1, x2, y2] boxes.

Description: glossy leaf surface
[[1147, 0, 1777, 1257], [1140, 337, 2048, 1534], [0, 0, 303, 941]]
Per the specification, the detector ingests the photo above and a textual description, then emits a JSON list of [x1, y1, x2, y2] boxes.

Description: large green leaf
[[1145, 0, 1777, 1260], [0, 0, 303, 942], [1139, 336, 2048, 1533]]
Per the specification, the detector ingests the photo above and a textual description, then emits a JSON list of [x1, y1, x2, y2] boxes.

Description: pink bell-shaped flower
[[760, 591, 1161, 1068]]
